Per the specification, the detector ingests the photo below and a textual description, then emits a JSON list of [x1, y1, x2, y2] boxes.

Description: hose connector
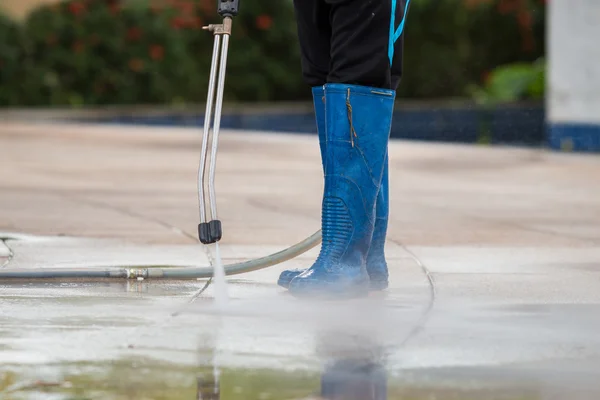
[[126, 268, 148, 280], [217, 0, 239, 17]]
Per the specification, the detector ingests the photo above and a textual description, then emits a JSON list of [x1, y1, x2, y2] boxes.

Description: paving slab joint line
[[69, 195, 217, 270], [411, 199, 600, 246], [0, 238, 15, 269], [62, 194, 199, 244], [392, 239, 436, 347]]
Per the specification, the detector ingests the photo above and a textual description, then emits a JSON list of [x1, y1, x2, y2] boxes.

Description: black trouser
[[293, 0, 407, 91]]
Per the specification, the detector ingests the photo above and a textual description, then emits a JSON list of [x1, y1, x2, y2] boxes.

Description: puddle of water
[[1, 358, 543, 400], [3, 278, 600, 399]]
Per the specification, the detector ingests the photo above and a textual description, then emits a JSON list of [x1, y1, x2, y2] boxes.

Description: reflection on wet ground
[[2, 279, 600, 399]]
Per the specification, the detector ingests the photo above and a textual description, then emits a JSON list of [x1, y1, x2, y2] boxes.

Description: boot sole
[[278, 276, 388, 292]]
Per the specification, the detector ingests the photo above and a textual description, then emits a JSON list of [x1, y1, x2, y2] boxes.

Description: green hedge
[[7, 0, 303, 106], [0, 0, 545, 106], [400, 0, 545, 99], [0, 14, 25, 106]]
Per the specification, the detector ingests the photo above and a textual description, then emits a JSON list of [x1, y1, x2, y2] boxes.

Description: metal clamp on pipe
[[197, 0, 239, 245]]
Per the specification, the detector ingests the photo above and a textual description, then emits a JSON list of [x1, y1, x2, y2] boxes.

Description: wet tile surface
[[1, 123, 600, 398]]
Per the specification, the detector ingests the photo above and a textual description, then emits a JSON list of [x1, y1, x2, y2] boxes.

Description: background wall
[[548, 0, 600, 151]]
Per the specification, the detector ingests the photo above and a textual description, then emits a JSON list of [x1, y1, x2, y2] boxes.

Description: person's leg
[[293, 0, 407, 89], [327, 0, 397, 89], [287, 0, 403, 298], [293, 0, 331, 87], [279, 0, 409, 294]]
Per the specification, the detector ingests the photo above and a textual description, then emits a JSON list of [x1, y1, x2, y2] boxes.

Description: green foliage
[[223, 1, 305, 102], [399, 0, 546, 99], [4, 0, 303, 106], [18, 0, 192, 105], [0, 13, 25, 106], [470, 58, 545, 105], [0, 0, 546, 106]]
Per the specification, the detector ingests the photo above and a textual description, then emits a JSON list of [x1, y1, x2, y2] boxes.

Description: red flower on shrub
[[189, 16, 203, 29], [150, 45, 165, 61], [198, 0, 215, 14], [463, 0, 493, 9], [129, 58, 145, 72], [68, 1, 86, 16], [170, 17, 186, 30], [109, 3, 120, 15], [481, 70, 491, 84], [46, 34, 58, 46], [256, 15, 273, 30], [72, 41, 85, 53], [127, 27, 142, 41], [151, 3, 163, 14], [498, 0, 518, 14], [517, 9, 532, 29], [177, 0, 194, 14]]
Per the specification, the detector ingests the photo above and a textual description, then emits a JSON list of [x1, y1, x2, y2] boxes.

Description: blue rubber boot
[[277, 88, 391, 291], [366, 155, 389, 291], [312, 86, 327, 164], [287, 83, 395, 299], [321, 360, 387, 400]]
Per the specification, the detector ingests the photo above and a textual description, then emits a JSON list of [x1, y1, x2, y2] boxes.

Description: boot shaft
[[312, 86, 327, 166], [323, 84, 394, 208], [320, 84, 395, 266]]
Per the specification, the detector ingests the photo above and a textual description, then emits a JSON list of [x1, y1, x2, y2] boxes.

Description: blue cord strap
[[388, 0, 411, 65]]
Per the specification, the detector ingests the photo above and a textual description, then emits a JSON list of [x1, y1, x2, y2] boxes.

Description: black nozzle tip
[[209, 220, 222, 242], [198, 220, 222, 244], [199, 222, 212, 244]]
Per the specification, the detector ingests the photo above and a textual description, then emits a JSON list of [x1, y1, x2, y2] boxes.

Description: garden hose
[[0, 230, 321, 281]]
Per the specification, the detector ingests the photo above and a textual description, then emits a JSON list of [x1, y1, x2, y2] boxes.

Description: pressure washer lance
[[197, 0, 240, 246], [0, 0, 324, 282]]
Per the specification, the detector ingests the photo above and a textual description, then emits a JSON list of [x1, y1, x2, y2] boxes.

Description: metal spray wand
[[197, 0, 240, 245]]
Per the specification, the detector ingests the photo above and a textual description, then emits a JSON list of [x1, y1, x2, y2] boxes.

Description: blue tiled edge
[[82, 103, 546, 147], [549, 123, 600, 152]]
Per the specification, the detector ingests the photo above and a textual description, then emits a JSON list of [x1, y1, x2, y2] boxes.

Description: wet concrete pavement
[[1, 122, 600, 399]]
